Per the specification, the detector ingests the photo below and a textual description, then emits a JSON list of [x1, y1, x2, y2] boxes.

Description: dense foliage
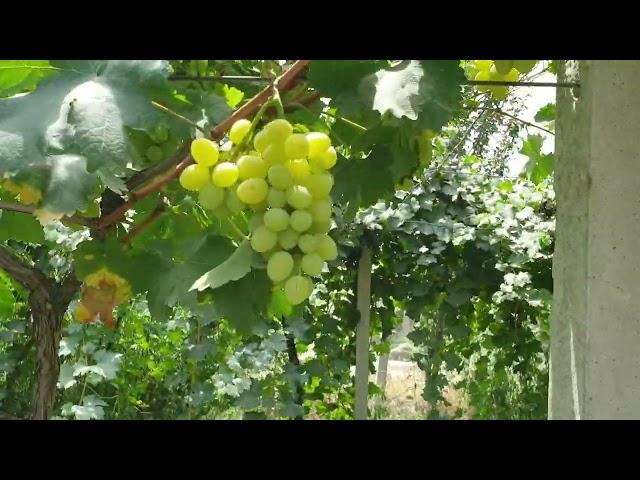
[[0, 59, 555, 419]]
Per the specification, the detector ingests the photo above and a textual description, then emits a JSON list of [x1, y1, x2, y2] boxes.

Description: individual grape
[[301, 253, 324, 277], [225, 188, 244, 214], [306, 132, 331, 158], [315, 234, 338, 260], [473, 60, 492, 72], [504, 68, 519, 82], [286, 185, 312, 209], [494, 60, 514, 75], [284, 275, 313, 305], [267, 251, 294, 283], [308, 198, 332, 223], [263, 119, 293, 143], [284, 133, 309, 160], [287, 159, 311, 183], [191, 138, 219, 167], [318, 146, 337, 169], [297, 233, 318, 254], [305, 172, 334, 199], [513, 60, 537, 74], [198, 184, 225, 210], [311, 218, 332, 234], [278, 228, 299, 250], [179, 164, 210, 191], [237, 155, 267, 179], [474, 69, 492, 92], [267, 188, 287, 208], [490, 86, 509, 100], [268, 165, 294, 190], [229, 119, 252, 145], [212, 162, 239, 188], [290, 210, 312, 233], [263, 208, 290, 232], [250, 225, 278, 252], [145, 145, 163, 163], [263, 143, 287, 167], [308, 154, 326, 173], [236, 178, 269, 204], [253, 129, 270, 153]]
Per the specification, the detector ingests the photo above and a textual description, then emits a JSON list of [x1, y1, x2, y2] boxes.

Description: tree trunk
[[354, 246, 372, 420], [0, 244, 79, 420], [29, 285, 67, 420], [376, 354, 389, 392]]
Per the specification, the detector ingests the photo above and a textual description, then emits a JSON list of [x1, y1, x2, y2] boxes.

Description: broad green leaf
[[58, 363, 77, 389], [191, 240, 260, 292], [360, 60, 464, 130], [0, 211, 45, 243], [92, 350, 123, 379], [212, 269, 272, 334], [0, 60, 60, 97], [0, 60, 224, 215], [308, 60, 385, 103], [267, 288, 293, 318], [534, 103, 556, 122], [521, 134, 554, 184], [361, 60, 425, 120], [332, 147, 395, 218]]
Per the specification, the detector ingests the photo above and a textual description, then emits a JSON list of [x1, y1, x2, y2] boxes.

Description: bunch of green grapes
[[179, 116, 338, 306], [467, 60, 539, 100]]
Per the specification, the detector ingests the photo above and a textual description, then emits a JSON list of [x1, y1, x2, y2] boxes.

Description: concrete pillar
[[550, 60, 640, 419]]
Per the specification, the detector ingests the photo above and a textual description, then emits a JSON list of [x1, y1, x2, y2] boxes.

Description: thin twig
[[0, 201, 96, 228], [151, 101, 207, 134], [227, 218, 249, 241], [122, 201, 167, 245], [469, 107, 555, 135]]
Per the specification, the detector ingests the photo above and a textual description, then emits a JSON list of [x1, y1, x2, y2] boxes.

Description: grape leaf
[[190, 240, 261, 292], [0, 60, 59, 97], [332, 147, 395, 218], [360, 60, 425, 120], [267, 288, 293, 318], [534, 103, 556, 122], [521, 134, 554, 184], [212, 269, 272, 334], [307, 60, 386, 114], [360, 60, 464, 131], [0, 211, 45, 243], [0, 60, 224, 215]]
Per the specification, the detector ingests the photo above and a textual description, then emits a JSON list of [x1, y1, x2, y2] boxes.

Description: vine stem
[[122, 200, 167, 245], [168, 75, 270, 83], [95, 60, 311, 231], [227, 218, 250, 241], [271, 88, 285, 118], [0, 201, 97, 228]]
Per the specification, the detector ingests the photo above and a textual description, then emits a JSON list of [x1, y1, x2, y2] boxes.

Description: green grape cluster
[[467, 60, 539, 100], [178, 116, 339, 306]]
